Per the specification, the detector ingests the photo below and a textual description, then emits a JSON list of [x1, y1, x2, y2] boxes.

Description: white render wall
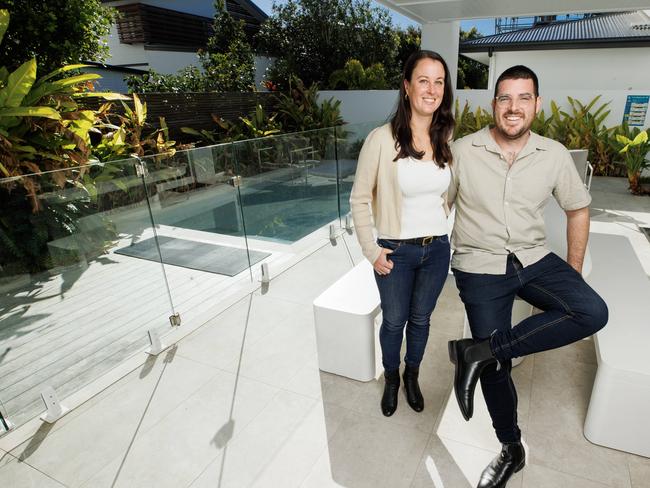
[[491, 47, 650, 91], [145, 51, 202, 74], [320, 89, 650, 128]]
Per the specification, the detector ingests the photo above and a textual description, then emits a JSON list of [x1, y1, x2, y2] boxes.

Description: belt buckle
[[422, 236, 434, 245]]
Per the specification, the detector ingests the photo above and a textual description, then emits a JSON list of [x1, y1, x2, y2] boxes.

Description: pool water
[[173, 178, 353, 243]]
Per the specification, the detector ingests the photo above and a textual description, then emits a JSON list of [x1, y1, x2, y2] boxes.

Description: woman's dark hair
[[390, 50, 455, 167]]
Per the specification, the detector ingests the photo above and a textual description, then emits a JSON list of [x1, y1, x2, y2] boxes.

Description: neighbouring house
[[89, 0, 270, 92], [460, 10, 650, 91]]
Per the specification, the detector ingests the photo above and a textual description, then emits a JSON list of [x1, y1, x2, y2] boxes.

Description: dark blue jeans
[[453, 252, 608, 442], [374, 237, 450, 372]]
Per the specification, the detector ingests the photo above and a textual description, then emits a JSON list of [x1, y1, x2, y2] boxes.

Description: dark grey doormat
[[115, 236, 270, 276]]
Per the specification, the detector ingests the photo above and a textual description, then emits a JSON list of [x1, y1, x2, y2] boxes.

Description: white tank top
[[394, 156, 450, 238]]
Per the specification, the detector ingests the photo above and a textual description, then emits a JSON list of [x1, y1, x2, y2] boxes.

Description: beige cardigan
[[350, 123, 450, 263], [350, 124, 401, 263]]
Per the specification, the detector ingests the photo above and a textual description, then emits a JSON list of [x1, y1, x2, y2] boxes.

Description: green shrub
[[328, 60, 389, 90]]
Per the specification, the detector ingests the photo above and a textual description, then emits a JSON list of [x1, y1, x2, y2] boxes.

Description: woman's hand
[[373, 248, 394, 275]]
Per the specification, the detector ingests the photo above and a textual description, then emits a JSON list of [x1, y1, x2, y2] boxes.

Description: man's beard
[[494, 112, 532, 140]]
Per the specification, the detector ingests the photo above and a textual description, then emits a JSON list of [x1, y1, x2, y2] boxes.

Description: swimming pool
[[166, 173, 354, 243]]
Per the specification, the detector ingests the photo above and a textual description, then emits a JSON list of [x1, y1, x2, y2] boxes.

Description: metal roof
[[461, 11, 650, 52]]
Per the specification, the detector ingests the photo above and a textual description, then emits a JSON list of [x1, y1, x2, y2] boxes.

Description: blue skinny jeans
[[374, 237, 450, 372]]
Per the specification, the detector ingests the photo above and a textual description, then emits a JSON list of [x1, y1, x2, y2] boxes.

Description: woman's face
[[404, 58, 445, 119]]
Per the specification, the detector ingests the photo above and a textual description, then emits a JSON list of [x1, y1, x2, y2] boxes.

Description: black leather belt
[[395, 235, 446, 246]]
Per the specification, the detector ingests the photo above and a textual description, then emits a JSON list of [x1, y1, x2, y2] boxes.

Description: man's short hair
[[494, 65, 539, 98]]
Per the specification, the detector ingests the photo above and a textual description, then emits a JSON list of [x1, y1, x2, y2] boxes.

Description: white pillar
[[488, 51, 498, 92], [420, 21, 460, 90]]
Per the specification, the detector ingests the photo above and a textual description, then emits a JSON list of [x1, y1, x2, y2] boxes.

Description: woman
[[350, 50, 454, 417]]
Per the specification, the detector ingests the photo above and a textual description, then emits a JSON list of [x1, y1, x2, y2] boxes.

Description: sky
[[253, 0, 497, 37]]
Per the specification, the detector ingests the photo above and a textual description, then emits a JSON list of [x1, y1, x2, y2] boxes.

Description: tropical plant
[[328, 59, 389, 90], [546, 96, 618, 176], [0, 11, 128, 208], [276, 77, 344, 132], [615, 126, 650, 194], [0, 9, 125, 275], [453, 100, 493, 139], [239, 104, 282, 139]]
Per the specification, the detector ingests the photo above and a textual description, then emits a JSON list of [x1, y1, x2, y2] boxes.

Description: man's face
[[491, 78, 541, 141]]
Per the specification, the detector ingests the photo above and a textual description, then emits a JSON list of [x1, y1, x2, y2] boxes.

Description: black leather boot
[[448, 338, 496, 420], [477, 441, 525, 488], [381, 369, 400, 417], [403, 364, 424, 412]]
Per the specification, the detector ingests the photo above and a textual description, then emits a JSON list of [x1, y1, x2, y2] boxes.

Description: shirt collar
[[471, 126, 550, 159]]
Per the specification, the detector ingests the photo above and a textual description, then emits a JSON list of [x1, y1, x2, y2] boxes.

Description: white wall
[[103, 25, 148, 68], [492, 47, 650, 91], [320, 90, 399, 125], [145, 51, 202, 74], [84, 68, 131, 93], [321, 89, 650, 129]]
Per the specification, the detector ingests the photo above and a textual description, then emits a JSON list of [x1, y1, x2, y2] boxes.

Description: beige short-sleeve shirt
[[448, 126, 591, 274]]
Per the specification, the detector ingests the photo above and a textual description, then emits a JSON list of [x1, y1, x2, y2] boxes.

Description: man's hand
[[566, 207, 590, 273], [373, 248, 394, 275]]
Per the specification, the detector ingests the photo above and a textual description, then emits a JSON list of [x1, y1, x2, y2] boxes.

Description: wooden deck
[[0, 224, 300, 428]]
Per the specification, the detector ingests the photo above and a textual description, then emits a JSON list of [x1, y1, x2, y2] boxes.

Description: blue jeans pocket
[[377, 238, 402, 252]]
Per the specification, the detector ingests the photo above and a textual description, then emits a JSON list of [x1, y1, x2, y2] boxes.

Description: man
[[447, 65, 608, 488]]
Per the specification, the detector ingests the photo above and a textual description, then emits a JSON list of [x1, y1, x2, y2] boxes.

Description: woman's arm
[[350, 128, 383, 264]]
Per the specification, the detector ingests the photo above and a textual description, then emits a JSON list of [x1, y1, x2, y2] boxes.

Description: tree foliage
[[256, 0, 398, 89], [0, 0, 115, 75], [199, 0, 255, 92], [126, 66, 207, 94], [395, 26, 421, 78], [457, 28, 488, 89], [328, 59, 389, 90]]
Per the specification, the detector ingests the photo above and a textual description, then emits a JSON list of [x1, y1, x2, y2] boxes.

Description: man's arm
[[566, 206, 590, 273]]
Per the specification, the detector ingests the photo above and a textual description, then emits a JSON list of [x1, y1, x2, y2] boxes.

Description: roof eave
[[460, 38, 650, 52]]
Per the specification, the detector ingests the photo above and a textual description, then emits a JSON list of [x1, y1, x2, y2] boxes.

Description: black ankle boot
[[448, 338, 497, 420], [403, 364, 424, 412], [381, 369, 400, 417], [477, 441, 525, 488]]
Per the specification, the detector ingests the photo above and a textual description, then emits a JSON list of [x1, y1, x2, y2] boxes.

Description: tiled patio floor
[[1, 176, 649, 488]]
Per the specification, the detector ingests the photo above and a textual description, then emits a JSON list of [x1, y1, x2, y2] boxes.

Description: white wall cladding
[[492, 47, 650, 91]]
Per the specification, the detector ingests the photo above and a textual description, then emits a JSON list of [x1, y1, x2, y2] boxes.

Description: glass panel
[[335, 121, 383, 221], [233, 128, 339, 244], [0, 159, 173, 430], [139, 144, 255, 322]]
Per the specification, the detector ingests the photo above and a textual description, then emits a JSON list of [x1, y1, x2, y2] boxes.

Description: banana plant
[[239, 104, 281, 138]]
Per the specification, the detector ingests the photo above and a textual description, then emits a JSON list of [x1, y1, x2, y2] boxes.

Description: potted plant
[[616, 127, 650, 195]]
